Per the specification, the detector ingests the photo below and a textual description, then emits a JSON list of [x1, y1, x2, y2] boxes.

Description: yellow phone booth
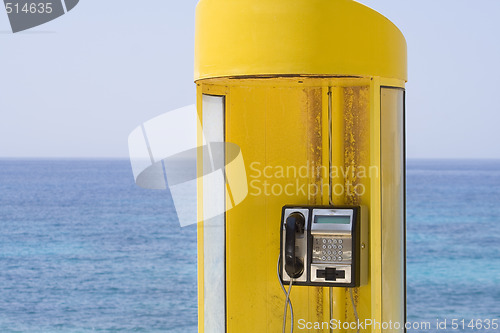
[[195, 0, 407, 332]]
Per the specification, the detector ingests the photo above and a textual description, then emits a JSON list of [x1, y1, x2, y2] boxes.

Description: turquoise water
[[0, 160, 197, 332], [0, 159, 499, 332], [407, 160, 500, 329]]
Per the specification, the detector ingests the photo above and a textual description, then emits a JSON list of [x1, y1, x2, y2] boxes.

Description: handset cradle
[[284, 212, 305, 279]]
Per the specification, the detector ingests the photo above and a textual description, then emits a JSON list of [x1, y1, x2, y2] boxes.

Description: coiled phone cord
[[349, 288, 360, 333], [277, 256, 294, 333], [328, 288, 360, 333], [278, 255, 359, 333]]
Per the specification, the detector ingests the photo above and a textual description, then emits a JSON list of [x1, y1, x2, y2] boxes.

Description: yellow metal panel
[[321, 87, 330, 208], [342, 84, 371, 329], [328, 82, 373, 332], [195, 0, 407, 81], [321, 88, 331, 333], [225, 86, 270, 330], [330, 85, 347, 329], [225, 84, 326, 331]]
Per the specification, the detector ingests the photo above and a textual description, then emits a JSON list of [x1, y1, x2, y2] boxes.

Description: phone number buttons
[[314, 237, 347, 262]]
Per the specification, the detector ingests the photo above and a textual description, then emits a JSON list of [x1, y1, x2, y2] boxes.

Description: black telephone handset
[[284, 212, 305, 279]]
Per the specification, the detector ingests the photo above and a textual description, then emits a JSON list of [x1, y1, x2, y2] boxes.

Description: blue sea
[[0, 159, 499, 332]]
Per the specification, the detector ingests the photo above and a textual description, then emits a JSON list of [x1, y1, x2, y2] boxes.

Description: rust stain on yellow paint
[[342, 86, 370, 324], [304, 87, 324, 207], [343, 86, 370, 206]]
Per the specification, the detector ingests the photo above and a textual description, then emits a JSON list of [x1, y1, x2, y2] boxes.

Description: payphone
[[280, 205, 368, 287]]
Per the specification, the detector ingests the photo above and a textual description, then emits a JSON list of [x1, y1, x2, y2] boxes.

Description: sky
[[0, 0, 499, 159]]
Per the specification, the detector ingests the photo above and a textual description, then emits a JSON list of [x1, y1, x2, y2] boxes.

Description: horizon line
[[1, 157, 500, 161]]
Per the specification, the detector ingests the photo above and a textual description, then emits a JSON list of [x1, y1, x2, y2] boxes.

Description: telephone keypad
[[312, 236, 351, 263]]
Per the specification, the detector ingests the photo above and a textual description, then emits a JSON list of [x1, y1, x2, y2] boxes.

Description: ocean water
[[0, 160, 198, 333], [406, 160, 500, 331], [0, 159, 499, 332]]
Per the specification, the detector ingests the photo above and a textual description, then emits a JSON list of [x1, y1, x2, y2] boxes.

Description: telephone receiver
[[284, 212, 305, 278]]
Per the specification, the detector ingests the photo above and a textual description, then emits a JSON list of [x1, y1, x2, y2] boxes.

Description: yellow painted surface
[[195, 0, 407, 81], [197, 77, 405, 332], [224, 83, 325, 331]]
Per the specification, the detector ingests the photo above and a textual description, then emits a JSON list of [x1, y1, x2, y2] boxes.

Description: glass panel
[[202, 94, 226, 332], [381, 87, 405, 332]]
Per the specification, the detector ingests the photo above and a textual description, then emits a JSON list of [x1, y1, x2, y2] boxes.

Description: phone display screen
[[315, 215, 350, 224]]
